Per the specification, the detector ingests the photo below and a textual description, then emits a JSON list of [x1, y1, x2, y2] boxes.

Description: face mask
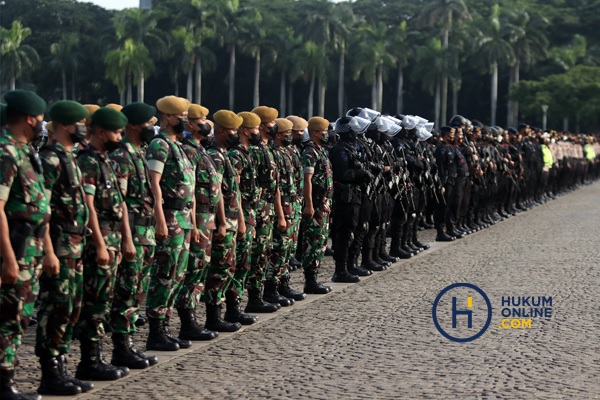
[[321, 132, 329, 144], [366, 130, 380, 142], [269, 125, 278, 136], [249, 132, 262, 145], [105, 134, 121, 152], [199, 123, 212, 137], [201, 134, 213, 148], [31, 120, 44, 144], [140, 125, 155, 144], [173, 117, 187, 134], [71, 125, 87, 144], [292, 135, 302, 145], [227, 132, 240, 147], [282, 134, 292, 146]]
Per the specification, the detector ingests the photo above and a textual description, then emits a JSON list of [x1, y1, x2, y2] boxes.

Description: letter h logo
[[452, 296, 473, 329]]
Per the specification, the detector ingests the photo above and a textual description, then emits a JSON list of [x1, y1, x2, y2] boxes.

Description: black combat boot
[[303, 270, 332, 294], [244, 287, 280, 313], [331, 261, 360, 283], [289, 258, 302, 272], [125, 334, 158, 366], [378, 237, 399, 263], [413, 235, 430, 251], [263, 279, 294, 307], [389, 238, 413, 259], [163, 317, 191, 349], [205, 304, 242, 332], [75, 339, 123, 381], [177, 308, 219, 340], [347, 255, 373, 276], [146, 317, 179, 351], [135, 314, 147, 327], [278, 274, 307, 301], [360, 246, 386, 272], [436, 228, 456, 242], [59, 355, 94, 392], [111, 333, 150, 369], [224, 298, 258, 325], [1, 369, 42, 400], [38, 355, 82, 395]]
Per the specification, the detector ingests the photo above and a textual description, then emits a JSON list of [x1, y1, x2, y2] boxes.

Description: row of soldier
[[0, 90, 598, 400]]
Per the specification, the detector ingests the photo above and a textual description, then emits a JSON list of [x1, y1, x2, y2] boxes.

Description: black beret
[[4, 89, 46, 116], [121, 102, 156, 125], [49, 100, 89, 125]]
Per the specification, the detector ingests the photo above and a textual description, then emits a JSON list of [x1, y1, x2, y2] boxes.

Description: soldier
[[301, 117, 334, 294], [203, 110, 246, 332], [0, 90, 55, 400], [74, 107, 133, 381], [264, 118, 306, 304], [245, 106, 287, 313], [145, 96, 195, 351], [434, 126, 458, 241], [73, 104, 100, 155], [35, 100, 92, 396], [108, 102, 160, 369]]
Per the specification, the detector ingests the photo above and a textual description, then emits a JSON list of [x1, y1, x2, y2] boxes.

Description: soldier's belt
[[196, 204, 216, 214], [130, 213, 155, 227], [280, 195, 295, 203], [53, 220, 87, 235], [458, 172, 470, 177], [163, 198, 193, 211], [260, 192, 275, 203], [99, 220, 123, 231], [225, 210, 239, 219]]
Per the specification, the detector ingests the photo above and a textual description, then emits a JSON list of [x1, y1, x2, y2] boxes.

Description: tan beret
[[308, 116, 330, 131], [46, 122, 54, 133], [214, 110, 243, 130], [237, 112, 261, 129], [251, 106, 278, 123], [188, 104, 209, 119], [275, 118, 293, 133], [286, 115, 308, 131], [156, 96, 191, 114], [83, 104, 100, 125], [105, 103, 123, 111]]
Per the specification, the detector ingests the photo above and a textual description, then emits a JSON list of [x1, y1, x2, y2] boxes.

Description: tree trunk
[[71, 72, 76, 100], [186, 65, 193, 101], [490, 61, 498, 126], [441, 26, 450, 126], [307, 69, 315, 118], [338, 40, 345, 117], [127, 74, 132, 104], [228, 44, 236, 110], [9, 74, 15, 91], [452, 82, 458, 117], [288, 82, 294, 115], [318, 75, 326, 116], [434, 80, 441, 128], [396, 65, 404, 115], [61, 69, 67, 100], [119, 91, 125, 106], [279, 70, 286, 115], [253, 49, 260, 108], [195, 58, 202, 104], [563, 117, 569, 132], [174, 71, 179, 97], [513, 60, 520, 126], [138, 70, 145, 102], [371, 71, 377, 110], [377, 64, 383, 111], [507, 64, 515, 127]]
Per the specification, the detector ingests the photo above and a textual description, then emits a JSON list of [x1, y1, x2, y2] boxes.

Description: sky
[[77, 0, 140, 10]]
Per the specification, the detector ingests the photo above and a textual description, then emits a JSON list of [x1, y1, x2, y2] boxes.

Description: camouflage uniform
[[0, 131, 50, 370], [266, 143, 296, 282], [248, 142, 279, 289], [35, 142, 88, 358], [174, 137, 220, 310], [76, 144, 125, 342], [301, 141, 333, 273], [145, 133, 194, 319], [203, 145, 240, 305], [287, 145, 304, 261], [229, 144, 259, 299], [109, 138, 155, 334]]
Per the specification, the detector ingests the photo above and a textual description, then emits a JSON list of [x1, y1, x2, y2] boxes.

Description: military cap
[[213, 110, 243, 130], [4, 89, 46, 116], [121, 102, 156, 125], [188, 104, 209, 119], [45, 121, 54, 133], [507, 127, 518, 134], [275, 118, 293, 133], [238, 112, 261, 129], [106, 103, 123, 111], [91, 107, 128, 131], [286, 115, 308, 131], [156, 96, 190, 114], [0, 103, 6, 126], [308, 117, 330, 131], [251, 106, 278, 123], [49, 100, 89, 125], [440, 126, 455, 136], [83, 104, 100, 125]]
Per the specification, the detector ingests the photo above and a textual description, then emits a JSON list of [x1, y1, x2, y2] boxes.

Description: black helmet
[[346, 107, 363, 117], [449, 115, 467, 127], [334, 116, 352, 134]]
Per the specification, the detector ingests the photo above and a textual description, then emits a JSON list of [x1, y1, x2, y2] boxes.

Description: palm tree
[[105, 39, 152, 104], [390, 20, 416, 115], [268, 27, 303, 115], [0, 20, 40, 90], [49, 34, 80, 100], [299, 41, 329, 117], [475, 4, 515, 125], [239, 15, 267, 108], [420, 0, 470, 125]]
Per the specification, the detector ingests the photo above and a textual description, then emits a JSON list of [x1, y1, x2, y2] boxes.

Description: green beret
[[91, 107, 128, 131], [49, 100, 89, 125], [4, 89, 46, 117], [0, 103, 6, 126], [214, 110, 243, 130], [121, 102, 156, 125]]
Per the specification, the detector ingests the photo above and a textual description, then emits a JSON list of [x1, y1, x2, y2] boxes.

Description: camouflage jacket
[[0, 130, 51, 257], [287, 145, 304, 202], [40, 141, 88, 258], [229, 144, 259, 226], [249, 141, 278, 203], [302, 141, 333, 211], [207, 145, 240, 229], [146, 132, 194, 230], [109, 138, 155, 246], [271, 143, 296, 216]]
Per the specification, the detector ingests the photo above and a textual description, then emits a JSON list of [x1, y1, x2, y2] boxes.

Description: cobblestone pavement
[[14, 183, 600, 399]]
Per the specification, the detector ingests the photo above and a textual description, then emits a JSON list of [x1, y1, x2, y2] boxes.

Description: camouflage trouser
[[146, 227, 191, 319], [110, 244, 154, 334], [248, 199, 274, 289], [301, 208, 331, 273], [35, 257, 83, 357], [232, 221, 255, 301], [78, 241, 120, 342], [203, 217, 238, 305], [266, 210, 294, 283], [289, 200, 303, 260], [0, 256, 42, 370], [173, 217, 213, 310]]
